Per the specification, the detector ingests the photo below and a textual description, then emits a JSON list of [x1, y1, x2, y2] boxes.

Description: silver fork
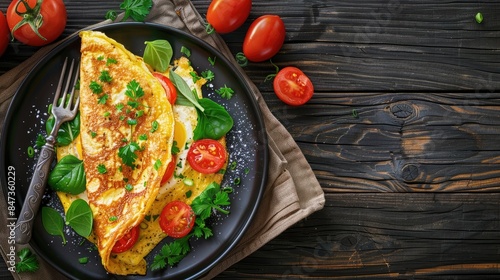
[[15, 57, 80, 244]]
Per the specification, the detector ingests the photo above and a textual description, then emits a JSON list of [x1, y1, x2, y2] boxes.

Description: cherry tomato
[[159, 201, 195, 238], [187, 139, 227, 174], [160, 155, 176, 185], [111, 225, 140, 253], [153, 72, 177, 104], [243, 15, 285, 62], [7, 0, 66, 47], [273, 67, 314, 106], [206, 0, 252, 34], [0, 11, 9, 56]]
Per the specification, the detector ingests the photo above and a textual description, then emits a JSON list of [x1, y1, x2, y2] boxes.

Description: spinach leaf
[[193, 98, 233, 140], [66, 199, 93, 237], [144, 40, 173, 72], [48, 155, 86, 195], [46, 113, 80, 147], [169, 70, 204, 112], [41, 207, 66, 244]]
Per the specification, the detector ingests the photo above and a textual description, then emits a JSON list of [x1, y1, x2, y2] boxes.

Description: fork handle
[[15, 140, 56, 244]]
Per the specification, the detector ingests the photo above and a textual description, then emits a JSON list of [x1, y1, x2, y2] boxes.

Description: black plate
[[0, 22, 268, 279]]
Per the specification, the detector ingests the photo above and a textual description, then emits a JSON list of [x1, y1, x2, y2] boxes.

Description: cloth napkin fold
[[0, 0, 325, 279]]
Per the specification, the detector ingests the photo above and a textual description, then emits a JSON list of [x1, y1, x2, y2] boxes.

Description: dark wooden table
[[2, 0, 500, 279]]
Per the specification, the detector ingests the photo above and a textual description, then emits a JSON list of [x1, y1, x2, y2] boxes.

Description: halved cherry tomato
[[159, 201, 195, 238], [160, 155, 176, 185], [0, 11, 9, 57], [187, 139, 227, 174], [206, 0, 252, 34], [111, 225, 140, 253], [153, 72, 177, 104], [7, 0, 67, 46], [273, 66, 314, 106], [243, 15, 285, 62]]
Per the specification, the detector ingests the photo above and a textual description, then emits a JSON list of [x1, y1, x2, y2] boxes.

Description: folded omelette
[[53, 31, 226, 275], [78, 30, 174, 274]]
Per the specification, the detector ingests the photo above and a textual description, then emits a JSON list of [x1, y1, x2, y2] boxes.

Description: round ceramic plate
[[0, 22, 268, 279]]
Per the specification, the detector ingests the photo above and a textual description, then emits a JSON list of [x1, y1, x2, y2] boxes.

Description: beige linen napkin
[[0, 0, 325, 279]]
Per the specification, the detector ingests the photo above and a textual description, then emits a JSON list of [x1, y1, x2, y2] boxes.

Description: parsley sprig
[[118, 141, 140, 168], [15, 248, 39, 273], [150, 182, 230, 271], [125, 80, 145, 109], [120, 0, 153, 22]]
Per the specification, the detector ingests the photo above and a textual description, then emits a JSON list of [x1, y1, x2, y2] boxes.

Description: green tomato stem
[[11, 0, 47, 41]]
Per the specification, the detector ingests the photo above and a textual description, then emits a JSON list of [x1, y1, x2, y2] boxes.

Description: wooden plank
[[258, 92, 500, 192], [217, 193, 500, 279]]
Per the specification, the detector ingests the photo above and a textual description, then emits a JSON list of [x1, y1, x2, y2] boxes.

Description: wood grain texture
[[1, 0, 500, 279]]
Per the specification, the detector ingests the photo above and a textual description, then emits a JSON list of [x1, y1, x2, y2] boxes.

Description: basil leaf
[[144, 40, 173, 72], [193, 98, 233, 140], [48, 155, 86, 195], [46, 113, 80, 147], [41, 207, 66, 244], [169, 70, 204, 112], [66, 199, 93, 237]]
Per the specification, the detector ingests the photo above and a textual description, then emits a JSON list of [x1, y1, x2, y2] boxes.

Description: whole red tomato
[[243, 15, 285, 62], [7, 0, 67, 47], [0, 11, 9, 56], [206, 0, 252, 34]]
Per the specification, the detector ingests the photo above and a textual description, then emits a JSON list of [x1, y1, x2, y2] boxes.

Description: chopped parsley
[[99, 70, 113, 83], [97, 164, 107, 174], [151, 120, 159, 133], [201, 70, 215, 82], [106, 57, 117, 66], [89, 81, 103, 94], [154, 159, 162, 171], [171, 140, 180, 155], [215, 85, 234, 100], [127, 118, 138, 126], [208, 56, 216, 66], [125, 79, 145, 109], [98, 94, 109, 105], [181, 46, 191, 57], [118, 141, 140, 168]]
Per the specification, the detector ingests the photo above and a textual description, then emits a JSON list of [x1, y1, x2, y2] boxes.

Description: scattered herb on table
[[475, 12, 483, 24]]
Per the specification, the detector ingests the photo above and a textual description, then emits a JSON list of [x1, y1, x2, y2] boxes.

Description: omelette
[[53, 31, 228, 275]]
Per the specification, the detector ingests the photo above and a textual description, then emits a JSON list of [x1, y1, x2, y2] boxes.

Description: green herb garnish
[[15, 248, 39, 273], [144, 40, 173, 72], [42, 207, 66, 244], [215, 85, 234, 99], [118, 141, 140, 168], [66, 199, 93, 237], [119, 0, 153, 22], [48, 155, 86, 195], [97, 164, 107, 174]]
